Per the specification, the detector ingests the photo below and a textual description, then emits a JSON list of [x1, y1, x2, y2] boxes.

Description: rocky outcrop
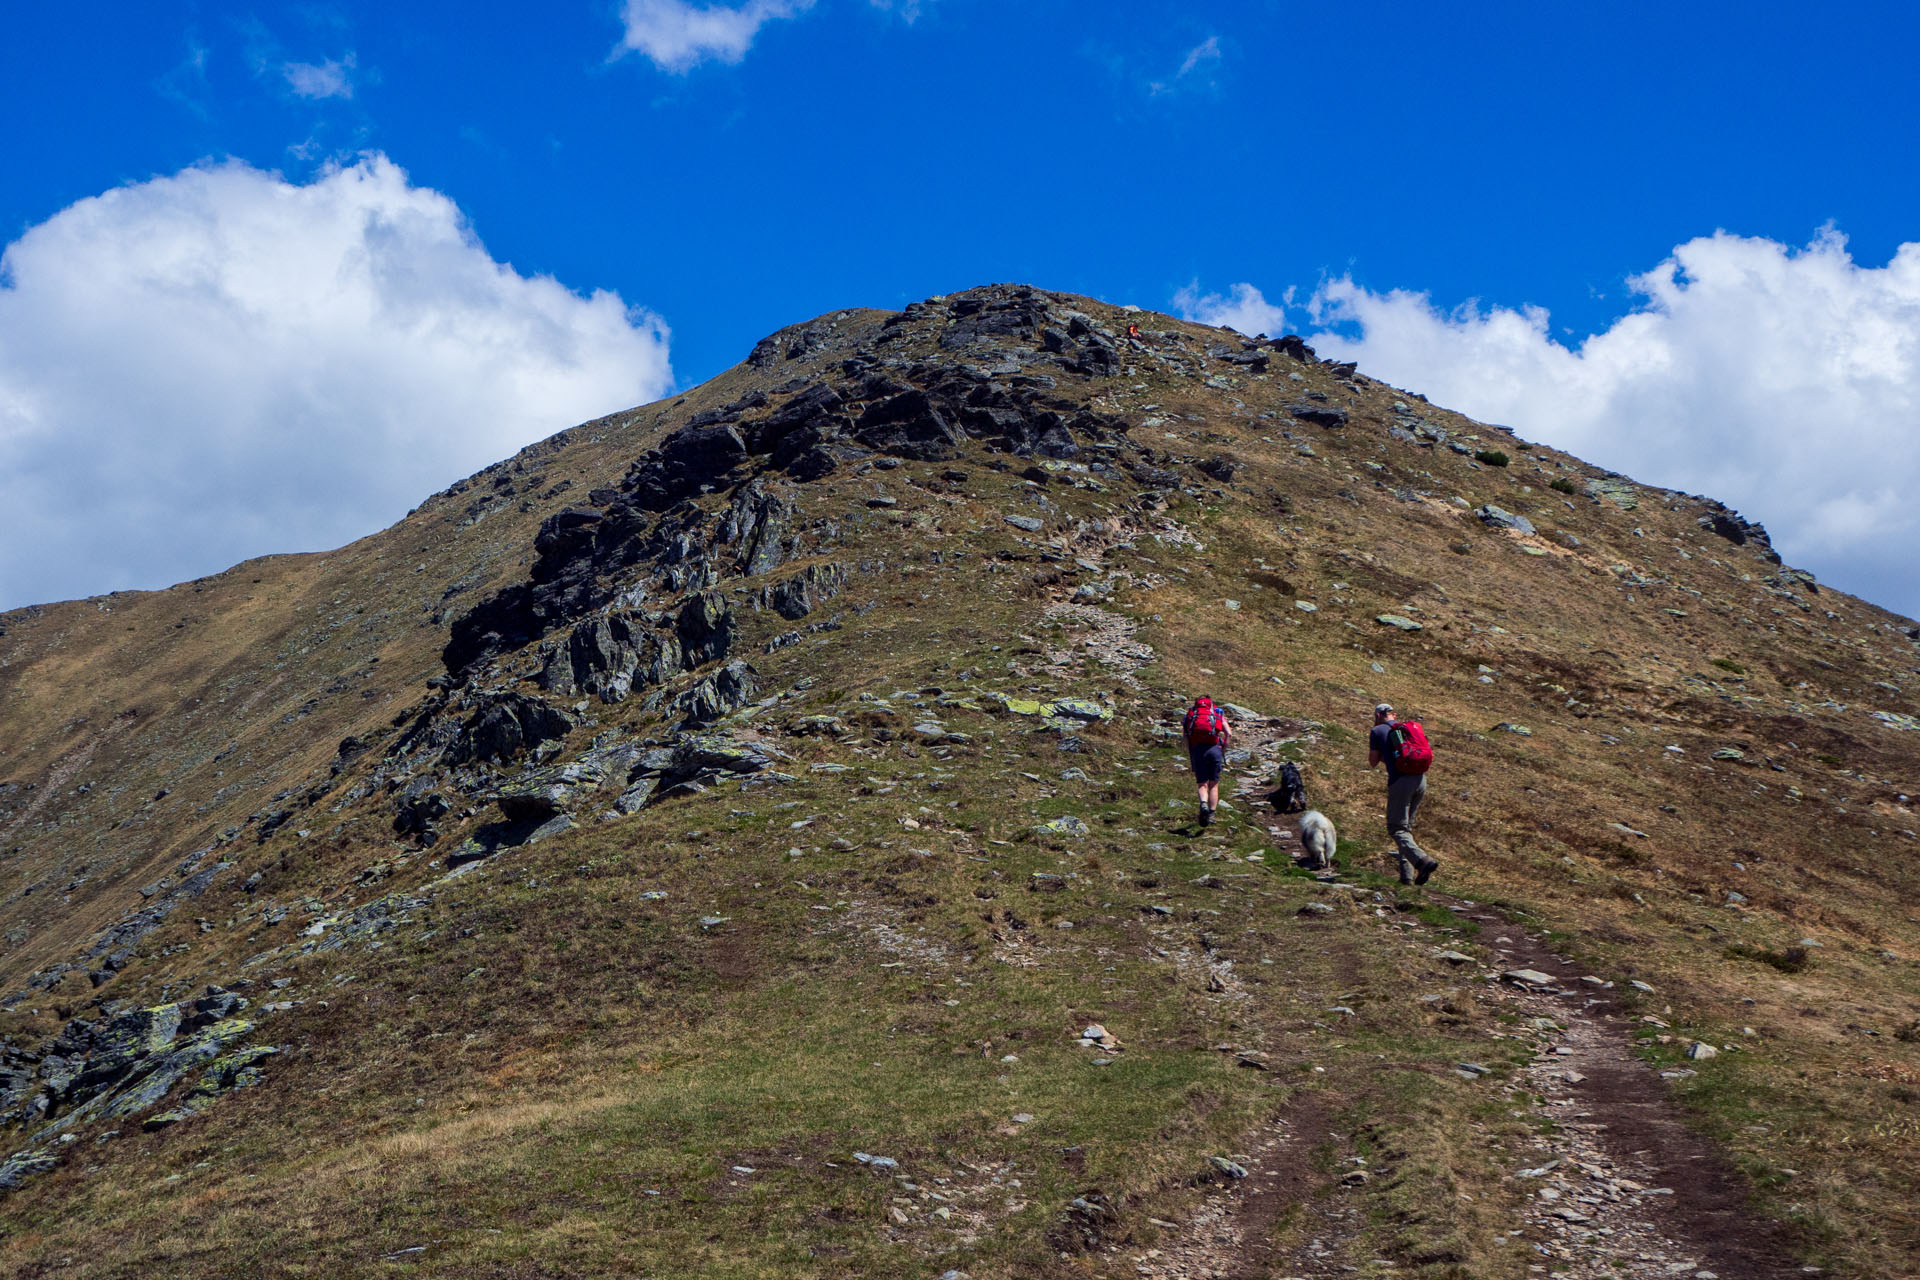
[[539, 610, 677, 703], [1287, 402, 1349, 430], [1699, 506, 1780, 561], [764, 563, 847, 621], [674, 660, 759, 729], [443, 692, 576, 766], [0, 986, 270, 1166], [853, 390, 964, 460]]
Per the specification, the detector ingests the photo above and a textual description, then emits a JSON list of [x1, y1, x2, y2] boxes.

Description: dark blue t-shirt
[[1370, 722, 1401, 783]]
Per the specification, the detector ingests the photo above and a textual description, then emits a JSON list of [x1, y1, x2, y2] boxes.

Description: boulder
[[494, 761, 607, 822], [1475, 505, 1534, 534], [1286, 403, 1348, 430], [766, 563, 847, 621], [676, 660, 760, 728]]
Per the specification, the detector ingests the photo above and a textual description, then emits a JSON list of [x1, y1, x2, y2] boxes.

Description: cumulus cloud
[[614, 0, 815, 71], [1189, 230, 1920, 617], [283, 53, 357, 100], [0, 155, 673, 610], [1174, 280, 1290, 338]]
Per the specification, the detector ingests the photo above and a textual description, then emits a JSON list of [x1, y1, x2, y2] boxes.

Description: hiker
[[1367, 702, 1440, 884], [1182, 696, 1233, 825], [1126, 322, 1142, 340]]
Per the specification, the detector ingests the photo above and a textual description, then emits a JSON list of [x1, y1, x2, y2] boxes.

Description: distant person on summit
[[1183, 696, 1233, 826], [1368, 702, 1439, 884]]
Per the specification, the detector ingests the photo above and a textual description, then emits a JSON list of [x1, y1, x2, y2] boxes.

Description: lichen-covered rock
[[94, 1018, 255, 1122], [494, 761, 608, 821], [671, 732, 788, 778], [0, 1146, 57, 1190], [70, 1003, 184, 1099], [143, 1045, 281, 1132], [1048, 698, 1111, 722], [1584, 476, 1639, 510], [983, 693, 1046, 715], [675, 660, 759, 728]]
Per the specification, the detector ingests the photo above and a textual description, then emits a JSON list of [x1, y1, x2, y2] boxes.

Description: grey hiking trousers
[[1386, 773, 1429, 869]]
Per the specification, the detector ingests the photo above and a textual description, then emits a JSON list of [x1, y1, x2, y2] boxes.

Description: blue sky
[[4, 1, 1920, 619]]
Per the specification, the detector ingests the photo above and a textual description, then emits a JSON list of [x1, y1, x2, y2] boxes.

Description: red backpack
[[1386, 720, 1434, 774], [1183, 698, 1226, 747]]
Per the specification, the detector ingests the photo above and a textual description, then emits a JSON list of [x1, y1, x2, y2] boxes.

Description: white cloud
[[1178, 35, 1221, 77], [283, 53, 357, 100], [1174, 280, 1290, 338], [0, 155, 673, 610], [1280, 229, 1920, 618], [1150, 34, 1221, 95], [614, 0, 815, 72]]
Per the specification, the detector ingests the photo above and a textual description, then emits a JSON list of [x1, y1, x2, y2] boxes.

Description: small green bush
[[1549, 477, 1578, 495], [1710, 658, 1747, 675], [1475, 449, 1510, 468], [1726, 944, 1809, 974]]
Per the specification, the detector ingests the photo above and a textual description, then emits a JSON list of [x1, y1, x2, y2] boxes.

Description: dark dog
[[1271, 761, 1307, 813]]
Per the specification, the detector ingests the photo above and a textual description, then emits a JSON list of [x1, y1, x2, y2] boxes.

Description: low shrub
[[1475, 449, 1510, 468], [1726, 943, 1810, 973]]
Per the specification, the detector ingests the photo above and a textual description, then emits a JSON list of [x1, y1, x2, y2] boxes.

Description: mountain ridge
[[0, 283, 1915, 1278]]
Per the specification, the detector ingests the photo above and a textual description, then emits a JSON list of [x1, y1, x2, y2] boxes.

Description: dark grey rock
[[445, 693, 576, 766], [854, 390, 964, 461], [765, 563, 847, 621], [1475, 505, 1534, 535], [1286, 403, 1348, 429]]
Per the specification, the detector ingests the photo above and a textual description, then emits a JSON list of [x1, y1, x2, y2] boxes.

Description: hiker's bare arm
[[1368, 747, 1382, 769]]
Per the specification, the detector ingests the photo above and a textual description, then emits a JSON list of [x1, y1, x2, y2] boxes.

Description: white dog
[[1297, 809, 1337, 871]]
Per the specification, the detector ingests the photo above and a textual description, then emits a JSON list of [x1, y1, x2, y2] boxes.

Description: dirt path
[[1016, 597, 1805, 1280], [1442, 902, 1806, 1280], [1119, 721, 1808, 1278]]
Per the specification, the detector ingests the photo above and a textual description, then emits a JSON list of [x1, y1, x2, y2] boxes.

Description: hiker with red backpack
[[1182, 696, 1233, 826], [1368, 702, 1440, 885]]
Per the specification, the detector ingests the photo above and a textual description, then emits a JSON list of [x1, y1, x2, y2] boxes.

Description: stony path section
[[1457, 909, 1806, 1280]]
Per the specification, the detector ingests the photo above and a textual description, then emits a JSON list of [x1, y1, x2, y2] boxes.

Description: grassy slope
[[0, 290, 1915, 1278]]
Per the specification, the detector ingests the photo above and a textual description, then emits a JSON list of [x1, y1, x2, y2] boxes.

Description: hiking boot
[[1198, 807, 1212, 827], [1414, 857, 1439, 886], [1397, 859, 1415, 886]]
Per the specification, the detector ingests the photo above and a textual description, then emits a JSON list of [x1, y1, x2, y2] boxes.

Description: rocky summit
[[0, 284, 1916, 1278]]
